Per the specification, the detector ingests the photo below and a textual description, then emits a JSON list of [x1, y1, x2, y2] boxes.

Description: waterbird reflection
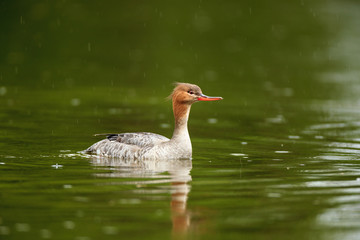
[[89, 156, 192, 237]]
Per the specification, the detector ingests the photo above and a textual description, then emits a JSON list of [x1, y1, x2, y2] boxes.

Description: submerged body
[[85, 83, 222, 159], [86, 132, 191, 160]]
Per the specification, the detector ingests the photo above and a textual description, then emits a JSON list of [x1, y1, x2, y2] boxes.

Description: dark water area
[[2, 1, 360, 239]]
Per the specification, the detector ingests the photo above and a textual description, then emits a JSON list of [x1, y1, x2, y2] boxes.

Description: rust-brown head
[[169, 82, 223, 104]]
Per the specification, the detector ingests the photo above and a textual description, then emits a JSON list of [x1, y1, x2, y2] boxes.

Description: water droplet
[[275, 151, 290, 154], [0, 86, 7, 96], [0, 226, 10, 235], [207, 118, 218, 124], [267, 192, 281, 198], [102, 226, 119, 235], [51, 163, 63, 169], [63, 221, 75, 229], [76, 210, 84, 218], [288, 135, 300, 139], [40, 229, 52, 239], [15, 223, 30, 232], [60, 150, 71, 153], [193, 13, 212, 32], [230, 153, 246, 156], [266, 115, 286, 124], [71, 98, 81, 106], [160, 123, 170, 129]]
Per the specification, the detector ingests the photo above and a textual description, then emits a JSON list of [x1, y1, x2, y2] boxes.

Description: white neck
[[171, 103, 191, 144]]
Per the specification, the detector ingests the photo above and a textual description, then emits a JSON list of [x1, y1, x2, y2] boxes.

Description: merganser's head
[[170, 83, 223, 104]]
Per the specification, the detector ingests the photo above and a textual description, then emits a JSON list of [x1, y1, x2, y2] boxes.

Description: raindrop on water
[[0, 86, 7, 96], [40, 229, 52, 239], [15, 223, 30, 232], [288, 135, 300, 139], [0, 226, 10, 235], [102, 226, 119, 235], [275, 151, 291, 154], [63, 221, 75, 229], [71, 98, 81, 106], [207, 118, 218, 124], [51, 163, 63, 169]]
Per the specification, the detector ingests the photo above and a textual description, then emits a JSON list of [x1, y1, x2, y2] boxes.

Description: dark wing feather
[[96, 132, 169, 148]]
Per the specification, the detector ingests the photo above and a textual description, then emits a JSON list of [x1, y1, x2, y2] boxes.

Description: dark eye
[[187, 90, 194, 95]]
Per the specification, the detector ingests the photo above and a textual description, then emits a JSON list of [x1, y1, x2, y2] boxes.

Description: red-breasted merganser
[[85, 83, 222, 159]]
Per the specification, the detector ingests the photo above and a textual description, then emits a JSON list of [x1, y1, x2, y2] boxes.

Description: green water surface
[[1, 1, 360, 239]]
